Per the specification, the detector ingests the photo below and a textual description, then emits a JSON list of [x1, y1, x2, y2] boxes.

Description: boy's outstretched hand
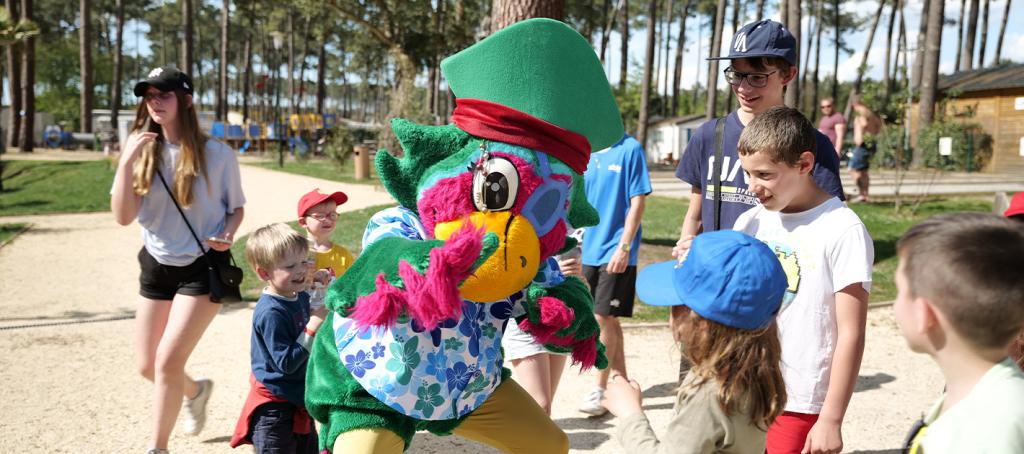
[[602, 374, 643, 418]]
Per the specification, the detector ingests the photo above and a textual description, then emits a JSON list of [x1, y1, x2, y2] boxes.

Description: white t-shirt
[[919, 358, 1024, 453], [129, 139, 246, 266], [733, 197, 873, 413]]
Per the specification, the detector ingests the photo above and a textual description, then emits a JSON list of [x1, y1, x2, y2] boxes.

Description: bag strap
[[155, 168, 211, 259], [712, 118, 725, 231]]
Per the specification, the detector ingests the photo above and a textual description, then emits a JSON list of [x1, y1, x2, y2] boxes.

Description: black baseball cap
[[133, 66, 194, 96], [707, 20, 798, 66]]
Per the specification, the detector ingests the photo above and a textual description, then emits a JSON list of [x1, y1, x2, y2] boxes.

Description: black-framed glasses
[[723, 67, 778, 88]]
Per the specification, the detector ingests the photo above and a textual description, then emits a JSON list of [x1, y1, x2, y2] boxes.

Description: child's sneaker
[[180, 378, 213, 435], [579, 387, 607, 416]]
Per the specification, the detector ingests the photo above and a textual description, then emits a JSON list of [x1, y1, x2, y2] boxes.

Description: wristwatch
[[619, 242, 631, 253]]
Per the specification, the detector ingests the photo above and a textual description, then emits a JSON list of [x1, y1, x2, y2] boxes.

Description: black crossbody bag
[[155, 169, 243, 303]]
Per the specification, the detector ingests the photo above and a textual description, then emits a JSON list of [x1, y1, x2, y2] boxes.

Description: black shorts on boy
[[583, 264, 637, 317]]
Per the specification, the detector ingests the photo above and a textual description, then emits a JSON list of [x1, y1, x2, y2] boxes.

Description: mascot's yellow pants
[[334, 379, 569, 453]]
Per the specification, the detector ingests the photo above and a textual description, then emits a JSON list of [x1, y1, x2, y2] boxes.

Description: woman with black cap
[[111, 66, 245, 454]]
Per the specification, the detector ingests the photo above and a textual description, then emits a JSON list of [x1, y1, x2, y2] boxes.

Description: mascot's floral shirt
[[331, 207, 564, 420]]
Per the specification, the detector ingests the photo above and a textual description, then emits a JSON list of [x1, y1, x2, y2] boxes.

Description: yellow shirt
[[314, 244, 355, 279]]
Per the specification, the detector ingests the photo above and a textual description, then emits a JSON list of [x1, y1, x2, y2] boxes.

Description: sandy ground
[[0, 158, 941, 453]]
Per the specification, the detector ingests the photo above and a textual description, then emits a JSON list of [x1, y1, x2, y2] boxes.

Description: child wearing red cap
[[297, 189, 354, 281], [1005, 192, 1024, 368]]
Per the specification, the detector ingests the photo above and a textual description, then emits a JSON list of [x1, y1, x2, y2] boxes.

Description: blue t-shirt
[[675, 112, 845, 232], [582, 134, 653, 266], [251, 291, 312, 407]]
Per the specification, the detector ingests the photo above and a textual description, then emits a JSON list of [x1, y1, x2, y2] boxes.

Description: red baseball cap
[[298, 189, 348, 218], [1006, 192, 1024, 218]]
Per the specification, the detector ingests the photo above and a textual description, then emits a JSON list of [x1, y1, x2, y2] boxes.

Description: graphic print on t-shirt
[[766, 240, 801, 311], [704, 155, 759, 207]]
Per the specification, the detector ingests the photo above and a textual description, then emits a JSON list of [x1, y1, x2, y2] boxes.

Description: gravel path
[[0, 159, 940, 453]]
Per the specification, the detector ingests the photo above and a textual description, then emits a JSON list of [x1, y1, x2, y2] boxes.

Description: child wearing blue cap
[[602, 230, 788, 453], [733, 106, 873, 454]]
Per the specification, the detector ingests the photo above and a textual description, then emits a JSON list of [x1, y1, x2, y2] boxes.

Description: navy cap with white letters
[[707, 20, 798, 66]]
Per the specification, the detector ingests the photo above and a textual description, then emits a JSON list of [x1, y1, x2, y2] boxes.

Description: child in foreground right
[[897, 213, 1024, 453], [603, 229, 789, 453]]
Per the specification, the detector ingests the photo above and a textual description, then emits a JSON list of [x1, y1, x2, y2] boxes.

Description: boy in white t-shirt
[[732, 106, 873, 454], [896, 213, 1024, 453]]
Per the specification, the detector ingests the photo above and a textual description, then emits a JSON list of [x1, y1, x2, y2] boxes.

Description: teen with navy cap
[[602, 230, 788, 453], [670, 19, 845, 385], [113, 65, 245, 454]]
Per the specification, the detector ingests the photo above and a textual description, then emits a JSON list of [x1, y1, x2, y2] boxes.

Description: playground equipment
[[43, 125, 96, 149], [209, 112, 347, 154]]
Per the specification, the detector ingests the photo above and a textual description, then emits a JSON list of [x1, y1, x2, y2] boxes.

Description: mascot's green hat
[[441, 18, 623, 173]]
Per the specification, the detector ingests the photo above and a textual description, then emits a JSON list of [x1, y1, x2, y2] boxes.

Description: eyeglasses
[[723, 67, 778, 88], [143, 91, 175, 103], [306, 212, 339, 221]]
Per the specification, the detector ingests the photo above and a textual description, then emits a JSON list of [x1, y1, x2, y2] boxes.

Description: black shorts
[[138, 247, 213, 301], [583, 264, 637, 317]]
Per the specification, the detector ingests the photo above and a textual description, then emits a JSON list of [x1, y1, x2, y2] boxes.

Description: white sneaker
[[579, 387, 608, 416], [180, 378, 213, 436]]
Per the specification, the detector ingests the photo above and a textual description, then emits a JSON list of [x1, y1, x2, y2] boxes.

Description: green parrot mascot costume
[[305, 18, 624, 453]]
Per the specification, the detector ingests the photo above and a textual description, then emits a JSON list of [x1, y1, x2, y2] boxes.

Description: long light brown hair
[[674, 306, 786, 430], [130, 89, 208, 206]]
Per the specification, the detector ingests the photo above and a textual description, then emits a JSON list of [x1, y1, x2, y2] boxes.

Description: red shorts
[[766, 411, 819, 454]]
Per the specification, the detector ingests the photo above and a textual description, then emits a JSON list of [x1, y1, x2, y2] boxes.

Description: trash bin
[[354, 145, 370, 180]]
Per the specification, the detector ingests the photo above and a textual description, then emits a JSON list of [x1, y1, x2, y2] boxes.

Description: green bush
[[871, 124, 912, 169], [917, 121, 993, 171]]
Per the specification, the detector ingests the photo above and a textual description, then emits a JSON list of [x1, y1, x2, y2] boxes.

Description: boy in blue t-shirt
[[671, 19, 845, 381], [578, 132, 653, 416], [231, 223, 327, 453]]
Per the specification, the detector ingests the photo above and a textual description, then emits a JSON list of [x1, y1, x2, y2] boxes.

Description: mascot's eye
[[472, 156, 519, 211]]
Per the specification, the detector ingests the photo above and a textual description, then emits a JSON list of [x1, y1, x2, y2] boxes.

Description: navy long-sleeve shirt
[[251, 291, 313, 407]]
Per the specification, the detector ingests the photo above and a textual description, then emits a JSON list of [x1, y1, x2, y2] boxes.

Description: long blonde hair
[[674, 306, 787, 430], [130, 90, 208, 207]]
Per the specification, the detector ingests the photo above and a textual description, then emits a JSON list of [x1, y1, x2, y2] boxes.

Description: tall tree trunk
[[490, 0, 564, 33], [806, 0, 824, 120], [910, 0, 928, 91], [619, 0, 629, 92], [992, 0, 1010, 64], [662, 0, 674, 117], [961, 0, 979, 71], [954, 0, 966, 72], [831, 0, 839, 101], [780, 0, 787, 25], [671, 0, 690, 116], [882, 0, 897, 104], [706, 0, 727, 119], [315, 29, 327, 116], [217, 0, 229, 121], [844, 0, 885, 121], [784, 0, 800, 107], [755, 0, 764, 21], [111, 0, 124, 128], [181, 0, 193, 74], [638, 0, 657, 146], [241, 3, 253, 123], [295, 17, 312, 111], [725, 0, 739, 111], [5, 0, 18, 148], [79, 0, 93, 133], [19, 0, 33, 152], [599, 0, 615, 63], [287, 11, 295, 115], [916, 0, 944, 167], [977, 0, 989, 68]]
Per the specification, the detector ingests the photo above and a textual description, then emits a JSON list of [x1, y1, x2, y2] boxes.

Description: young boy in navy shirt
[[231, 223, 327, 453]]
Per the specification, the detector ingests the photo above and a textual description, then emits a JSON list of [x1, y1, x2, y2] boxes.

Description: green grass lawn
[[247, 156, 379, 185], [231, 204, 390, 301], [0, 160, 116, 216], [632, 195, 993, 322], [0, 222, 29, 245]]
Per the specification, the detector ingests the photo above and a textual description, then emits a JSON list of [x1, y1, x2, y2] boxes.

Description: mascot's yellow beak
[[434, 211, 540, 302]]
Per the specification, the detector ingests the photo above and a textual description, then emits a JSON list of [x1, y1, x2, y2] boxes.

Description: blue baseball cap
[[636, 230, 787, 330], [707, 20, 797, 66]]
